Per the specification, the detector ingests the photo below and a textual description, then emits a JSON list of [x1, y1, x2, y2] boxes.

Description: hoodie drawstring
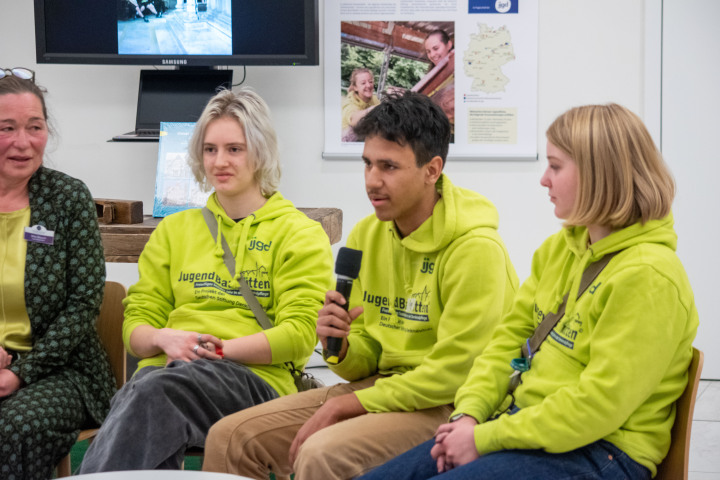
[[210, 210, 255, 290], [234, 214, 255, 280]]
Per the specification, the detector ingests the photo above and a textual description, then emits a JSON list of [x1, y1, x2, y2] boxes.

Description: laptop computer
[[113, 69, 233, 141]]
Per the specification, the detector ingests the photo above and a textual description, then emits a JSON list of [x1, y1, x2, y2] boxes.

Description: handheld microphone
[[325, 247, 363, 364]]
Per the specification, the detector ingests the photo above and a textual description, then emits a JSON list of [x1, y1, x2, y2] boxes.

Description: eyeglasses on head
[[0, 68, 35, 82]]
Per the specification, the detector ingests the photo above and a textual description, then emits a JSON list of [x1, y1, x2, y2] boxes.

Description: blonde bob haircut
[[546, 103, 675, 229], [347, 68, 373, 95], [188, 88, 281, 197]]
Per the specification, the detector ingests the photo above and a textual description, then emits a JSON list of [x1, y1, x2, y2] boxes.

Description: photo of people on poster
[[340, 21, 455, 143]]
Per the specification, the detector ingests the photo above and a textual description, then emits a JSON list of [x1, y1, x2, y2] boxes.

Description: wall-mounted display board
[[323, 0, 538, 161]]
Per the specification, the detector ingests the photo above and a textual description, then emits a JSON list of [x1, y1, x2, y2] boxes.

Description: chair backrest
[[655, 347, 704, 480], [96, 281, 128, 389]]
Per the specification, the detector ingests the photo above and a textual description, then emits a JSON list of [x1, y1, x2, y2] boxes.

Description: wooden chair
[[55, 281, 128, 477], [656, 347, 704, 480]]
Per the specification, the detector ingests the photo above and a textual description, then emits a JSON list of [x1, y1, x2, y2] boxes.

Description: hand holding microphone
[[323, 247, 362, 364]]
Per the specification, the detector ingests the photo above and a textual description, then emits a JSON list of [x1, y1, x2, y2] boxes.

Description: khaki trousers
[[203, 375, 453, 480]]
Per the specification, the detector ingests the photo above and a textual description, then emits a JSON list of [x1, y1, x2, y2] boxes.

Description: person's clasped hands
[[155, 329, 224, 364], [431, 416, 480, 473]]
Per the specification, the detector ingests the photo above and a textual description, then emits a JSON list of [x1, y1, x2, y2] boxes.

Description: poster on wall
[[323, 0, 538, 161]]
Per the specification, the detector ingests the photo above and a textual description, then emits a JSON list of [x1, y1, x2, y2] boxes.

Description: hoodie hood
[[204, 191, 298, 288], [563, 213, 677, 260], [560, 213, 678, 317], [401, 174, 500, 253], [206, 191, 298, 226]]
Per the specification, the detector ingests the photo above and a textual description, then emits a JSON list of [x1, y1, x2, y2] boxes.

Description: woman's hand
[[0, 347, 12, 369], [155, 329, 223, 364], [0, 369, 22, 398], [431, 417, 479, 472]]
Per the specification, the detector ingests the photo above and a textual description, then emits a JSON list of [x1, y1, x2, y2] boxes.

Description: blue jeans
[[357, 437, 650, 480]]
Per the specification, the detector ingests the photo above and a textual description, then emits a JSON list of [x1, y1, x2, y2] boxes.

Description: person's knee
[[207, 410, 264, 452], [0, 413, 22, 442], [129, 369, 179, 399], [107, 374, 174, 415], [206, 415, 233, 450], [0, 397, 45, 438], [294, 429, 337, 474], [205, 411, 278, 474]]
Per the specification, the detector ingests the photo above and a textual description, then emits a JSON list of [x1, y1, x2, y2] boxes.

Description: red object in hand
[[215, 345, 224, 358]]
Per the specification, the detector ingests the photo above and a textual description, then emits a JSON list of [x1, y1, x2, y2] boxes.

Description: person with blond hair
[[359, 103, 698, 480], [341, 68, 380, 141], [78, 88, 333, 472]]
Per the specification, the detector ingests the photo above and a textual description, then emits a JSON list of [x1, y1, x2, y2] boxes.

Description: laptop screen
[[135, 70, 233, 132]]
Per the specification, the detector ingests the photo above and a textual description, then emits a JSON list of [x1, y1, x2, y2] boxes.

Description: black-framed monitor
[[34, 0, 319, 67], [112, 69, 233, 141]]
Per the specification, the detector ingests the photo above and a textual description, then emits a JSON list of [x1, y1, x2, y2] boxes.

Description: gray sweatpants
[[78, 358, 279, 473]]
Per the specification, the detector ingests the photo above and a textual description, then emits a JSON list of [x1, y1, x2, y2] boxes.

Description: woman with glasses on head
[[0, 70, 116, 479], [358, 103, 698, 480]]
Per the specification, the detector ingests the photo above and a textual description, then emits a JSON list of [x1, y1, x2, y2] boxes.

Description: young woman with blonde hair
[[79, 88, 333, 473], [341, 68, 380, 141]]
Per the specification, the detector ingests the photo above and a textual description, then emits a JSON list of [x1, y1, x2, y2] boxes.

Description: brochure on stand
[[153, 122, 210, 217]]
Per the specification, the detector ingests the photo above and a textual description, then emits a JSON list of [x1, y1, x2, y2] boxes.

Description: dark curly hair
[[353, 90, 450, 168]]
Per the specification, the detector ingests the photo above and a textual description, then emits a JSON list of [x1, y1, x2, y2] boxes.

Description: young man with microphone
[[203, 91, 519, 479]]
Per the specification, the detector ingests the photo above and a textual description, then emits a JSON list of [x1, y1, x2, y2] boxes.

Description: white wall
[[661, 0, 720, 378], [11, 2, 707, 371]]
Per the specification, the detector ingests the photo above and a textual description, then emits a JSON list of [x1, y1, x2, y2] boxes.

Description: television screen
[[34, 0, 318, 66]]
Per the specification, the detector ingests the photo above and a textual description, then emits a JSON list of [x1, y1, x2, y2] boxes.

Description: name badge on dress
[[24, 225, 55, 245]]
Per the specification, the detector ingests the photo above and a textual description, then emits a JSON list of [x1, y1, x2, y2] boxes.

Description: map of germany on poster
[[464, 24, 515, 93]]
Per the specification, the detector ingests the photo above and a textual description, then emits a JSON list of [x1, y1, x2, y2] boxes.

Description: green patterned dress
[[0, 167, 116, 479]]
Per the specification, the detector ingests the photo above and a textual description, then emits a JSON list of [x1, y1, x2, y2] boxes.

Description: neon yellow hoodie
[[332, 174, 518, 412], [453, 214, 698, 476], [122, 192, 334, 396]]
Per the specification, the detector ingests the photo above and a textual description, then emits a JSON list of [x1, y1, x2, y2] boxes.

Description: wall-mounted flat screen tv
[[34, 0, 318, 67]]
